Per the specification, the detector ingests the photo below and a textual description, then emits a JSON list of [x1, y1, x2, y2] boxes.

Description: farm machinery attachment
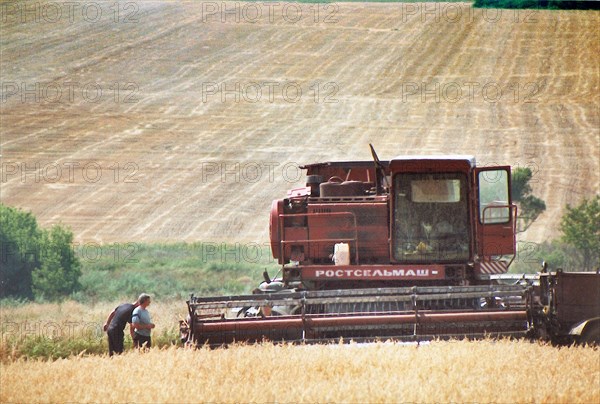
[[182, 284, 532, 346], [180, 148, 600, 346]]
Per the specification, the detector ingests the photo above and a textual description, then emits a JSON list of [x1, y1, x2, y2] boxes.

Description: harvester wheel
[[580, 322, 600, 346]]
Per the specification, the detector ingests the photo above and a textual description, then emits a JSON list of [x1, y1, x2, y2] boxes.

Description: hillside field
[[1, 1, 598, 246]]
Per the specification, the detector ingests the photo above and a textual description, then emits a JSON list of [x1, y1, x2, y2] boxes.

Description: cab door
[[474, 166, 516, 258]]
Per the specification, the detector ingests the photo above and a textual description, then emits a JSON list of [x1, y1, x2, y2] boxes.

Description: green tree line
[[0, 204, 81, 300]]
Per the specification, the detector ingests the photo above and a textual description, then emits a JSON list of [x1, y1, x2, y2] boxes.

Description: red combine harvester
[[181, 147, 600, 346]]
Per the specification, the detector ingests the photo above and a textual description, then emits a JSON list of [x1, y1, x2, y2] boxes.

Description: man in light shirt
[[132, 293, 155, 349]]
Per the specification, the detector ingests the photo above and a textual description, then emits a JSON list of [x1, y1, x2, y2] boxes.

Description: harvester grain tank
[[181, 146, 600, 346]]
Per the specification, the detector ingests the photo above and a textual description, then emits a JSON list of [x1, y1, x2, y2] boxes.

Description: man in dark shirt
[[103, 297, 140, 356]]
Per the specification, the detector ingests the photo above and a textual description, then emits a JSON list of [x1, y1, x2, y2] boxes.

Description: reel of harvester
[[181, 285, 532, 346]]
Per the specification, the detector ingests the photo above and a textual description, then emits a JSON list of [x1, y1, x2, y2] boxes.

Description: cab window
[[478, 170, 510, 224]]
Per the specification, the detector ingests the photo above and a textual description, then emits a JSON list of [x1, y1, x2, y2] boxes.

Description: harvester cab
[[269, 151, 516, 288], [182, 147, 598, 346]]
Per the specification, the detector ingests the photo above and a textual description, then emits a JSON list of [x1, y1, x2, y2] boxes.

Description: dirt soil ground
[[1, 1, 598, 244]]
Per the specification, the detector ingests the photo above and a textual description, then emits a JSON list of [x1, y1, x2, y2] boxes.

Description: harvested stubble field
[[1, 1, 599, 245], [1, 340, 599, 403]]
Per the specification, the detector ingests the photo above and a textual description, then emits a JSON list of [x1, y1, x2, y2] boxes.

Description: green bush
[[0, 205, 38, 298], [0, 204, 81, 301], [560, 195, 600, 271], [32, 226, 81, 300]]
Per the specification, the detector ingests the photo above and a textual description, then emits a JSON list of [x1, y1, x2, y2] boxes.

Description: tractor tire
[[579, 322, 600, 346]]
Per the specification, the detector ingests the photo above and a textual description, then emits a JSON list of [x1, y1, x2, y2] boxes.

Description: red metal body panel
[[551, 271, 600, 327], [474, 166, 516, 260], [389, 158, 473, 173], [270, 199, 283, 262], [307, 202, 388, 264], [190, 308, 529, 346], [196, 311, 527, 333]]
